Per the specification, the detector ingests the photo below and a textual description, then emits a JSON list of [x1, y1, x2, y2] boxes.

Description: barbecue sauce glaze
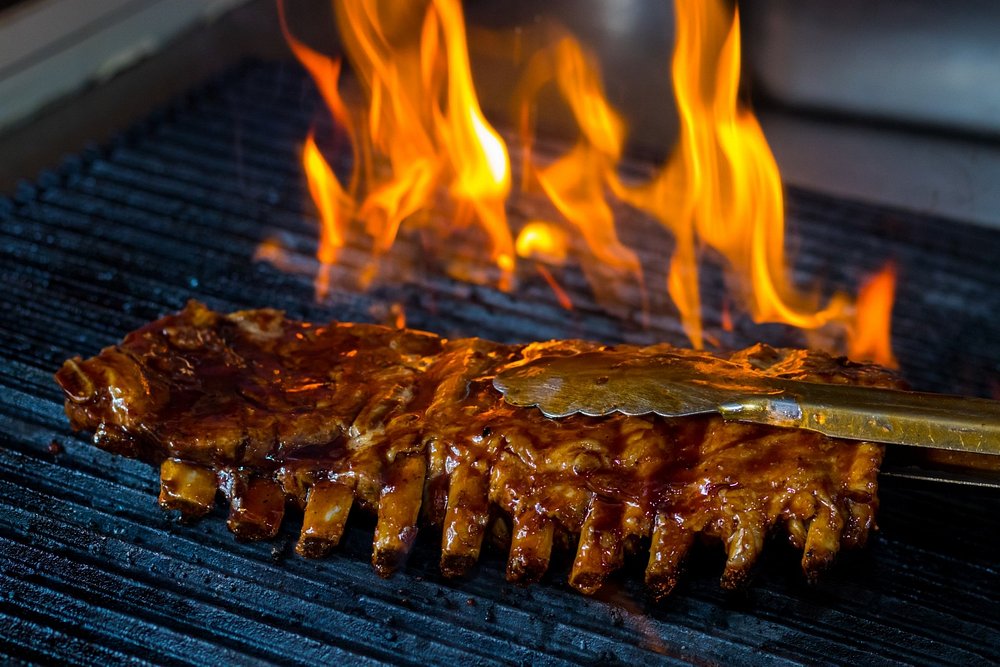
[[56, 301, 902, 597]]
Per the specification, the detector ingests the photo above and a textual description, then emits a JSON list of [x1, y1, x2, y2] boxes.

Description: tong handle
[[719, 381, 1000, 455]]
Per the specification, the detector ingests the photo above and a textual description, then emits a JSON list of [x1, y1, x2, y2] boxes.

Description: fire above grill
[[1, 57, 999, 664], [276, 0, 902, 368]]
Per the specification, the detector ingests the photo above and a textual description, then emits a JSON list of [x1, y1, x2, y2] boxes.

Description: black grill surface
[[1, 61, 998, 665]]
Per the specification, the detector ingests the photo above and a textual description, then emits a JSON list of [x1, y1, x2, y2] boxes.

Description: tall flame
[[517, 36, 642, 305], [283, 0, 514, 291], [431, 0, 514, 286], [273, 0, 897, 366], [614, 0, 851, 348], [302, 131, 353, 298]]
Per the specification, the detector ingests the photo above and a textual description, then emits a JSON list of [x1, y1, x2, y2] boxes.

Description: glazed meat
[[55, 301, 903, 598]]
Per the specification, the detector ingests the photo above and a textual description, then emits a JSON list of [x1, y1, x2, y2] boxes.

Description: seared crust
[[55, 301, 904, 597]]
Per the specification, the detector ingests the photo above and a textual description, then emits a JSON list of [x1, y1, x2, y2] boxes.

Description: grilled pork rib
[[55, 302, 902, 597]]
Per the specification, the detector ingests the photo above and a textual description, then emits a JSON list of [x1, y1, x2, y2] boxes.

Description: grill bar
[[1, 60, 998, 664]]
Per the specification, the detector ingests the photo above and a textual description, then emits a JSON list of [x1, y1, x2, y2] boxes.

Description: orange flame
[[850, 264, 898, 367], [390, 302, 406, 329], [515, 221, 569, 265], [614, 0, 850, 349], [281, 0, 514, 294], [518, 35, 642, 304], [302, 132, 353, 299], [515, 221, 573, 309], [273, 0, 897, 367]]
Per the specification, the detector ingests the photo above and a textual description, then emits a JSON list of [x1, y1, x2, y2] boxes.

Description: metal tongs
[[493, 351, 1000, 488]]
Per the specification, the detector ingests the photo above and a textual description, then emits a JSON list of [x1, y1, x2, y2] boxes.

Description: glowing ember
[[389, 302, 407, 329], [270, 0, 897, 366], [515, 221, 573, 309], [515, 221, 569, 265], [254, 236, 315, 276], [535, 264, 574, 311]]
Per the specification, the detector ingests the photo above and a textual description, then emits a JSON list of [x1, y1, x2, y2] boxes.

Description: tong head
[[493, 350, 752, 419], [493, 350, 1000, 459]]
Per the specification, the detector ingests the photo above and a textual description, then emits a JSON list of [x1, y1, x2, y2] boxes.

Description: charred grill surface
[[57, 302, 901, 597]]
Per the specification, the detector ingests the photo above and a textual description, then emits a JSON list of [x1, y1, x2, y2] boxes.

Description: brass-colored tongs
[[493, 351, 1000, 488]]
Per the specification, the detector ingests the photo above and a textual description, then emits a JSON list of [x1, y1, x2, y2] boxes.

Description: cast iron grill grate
[[0, 61, 998, 665]]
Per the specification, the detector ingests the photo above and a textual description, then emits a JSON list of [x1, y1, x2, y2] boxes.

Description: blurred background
[[2, 0, 1000, 229]]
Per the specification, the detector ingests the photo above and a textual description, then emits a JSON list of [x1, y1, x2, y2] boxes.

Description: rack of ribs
[[55, 301, 903, 598]]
